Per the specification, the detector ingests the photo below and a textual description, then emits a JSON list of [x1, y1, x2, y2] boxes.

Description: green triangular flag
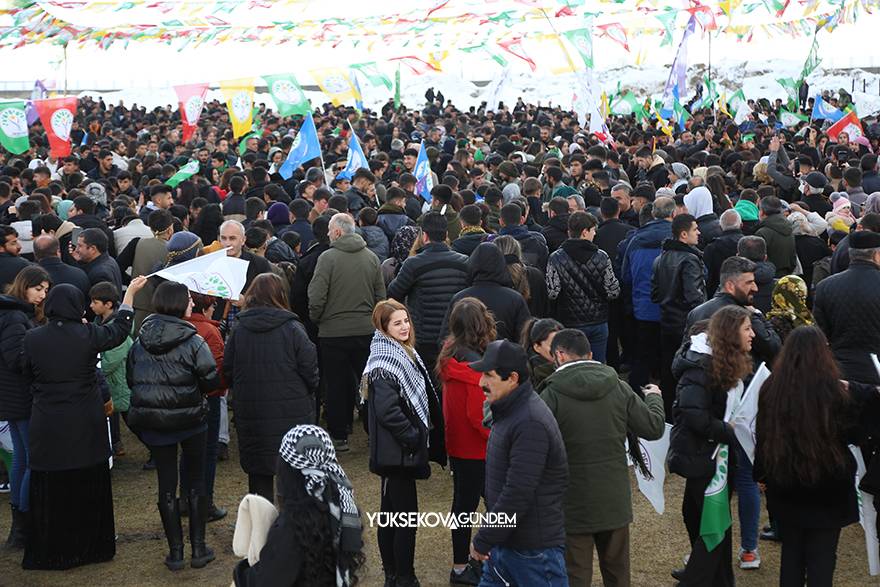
[[562, 28, 593, 69], [262, 73, 311, 117], [166, 159, 200, 188], [350, 62, 392, 90], [699, 444, 732, 552], [0, 100, 30, 155]]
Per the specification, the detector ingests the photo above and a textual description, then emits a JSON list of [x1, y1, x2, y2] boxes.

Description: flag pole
[[63, 42, 68, 96], [708, 32, 715, 126]]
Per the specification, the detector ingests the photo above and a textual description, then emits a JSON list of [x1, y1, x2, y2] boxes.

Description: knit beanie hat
[[671, 162, 691, 180], [734, 199, 759, 222], [832, 197, 852, 212], [165, 231, 204, 267], [267, 201, 290, 227]]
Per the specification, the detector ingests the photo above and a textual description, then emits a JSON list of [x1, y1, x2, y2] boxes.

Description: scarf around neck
[[362, 330, 430, 429]]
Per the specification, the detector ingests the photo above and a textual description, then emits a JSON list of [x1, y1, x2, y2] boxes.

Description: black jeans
[[606, 299, 633, 372], [416, 342, 440, 389], [628, 320, 661, 392], [180, 396, 221, 500], [680, 475, 734, 587], [248, 474, 274, 503], [320, 335, 372, 441], [778, 524, 841, 587], [378, 476, 418, 578], [660, 327, 684, 422], [150, 430, 207, 498], [450, 457, 485, 565]]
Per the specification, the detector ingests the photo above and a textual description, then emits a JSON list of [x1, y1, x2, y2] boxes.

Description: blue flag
[[279, 112, 322, 180], [661, 16, 696, 119], [336, 131, 368, 180], [812, 95, 844, 122], [414, 141, 434, 203]]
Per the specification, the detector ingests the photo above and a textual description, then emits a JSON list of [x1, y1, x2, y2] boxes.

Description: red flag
[[33, 97, 77, 158], [597, 23, 630, 51], [827, 111, 864, 142], [497, 36, 537, 71], [174, 83, 209, 143]]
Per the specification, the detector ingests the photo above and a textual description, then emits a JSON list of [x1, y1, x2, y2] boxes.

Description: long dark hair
[[6, 265, 50, 324], [436, 297, 496, 376], [756, 326, 848, 486], [707, 306, 753, 391], [493, 235, 530, 301]]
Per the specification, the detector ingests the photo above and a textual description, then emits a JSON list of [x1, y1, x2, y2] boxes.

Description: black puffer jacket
[[814, 260, 880, 384], [127, 314, 219, 434], [695, 213, 722, 250], [667, 338, 738, 479], [439, 243, 531, 343], [0, 295, 35, 421], [541, 214, 569, 253], [703, 229, 743, 296], [451, 231, 489, 256], [387, 243, 468, 345], [497, 225, 549, 271], [546, 239, 620, 327], [224, 307, 319, 476], [685, 293, 781, 366], [472, 381, 568, 553], [651, 239, 706, 336]]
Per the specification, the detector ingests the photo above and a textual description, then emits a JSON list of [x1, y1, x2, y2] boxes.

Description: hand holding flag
[[279, 113, 322, 181], [336, 129, 368, 181]]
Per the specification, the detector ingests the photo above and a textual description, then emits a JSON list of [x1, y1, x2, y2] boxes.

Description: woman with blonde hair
[[363, 299, 444, 587], [668, 305, 755, 586]]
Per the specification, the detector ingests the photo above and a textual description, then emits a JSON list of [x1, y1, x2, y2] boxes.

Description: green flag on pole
[[351, 62, 392, 90], [262, 73, 311, 117], [394, 65, 401, 110], [0, 100, 30, 155], [611, 92, 646, 121], [777, 78, 800, 110], [701, 77, 718, 110], [166, 159, 200, 188], [780, 108, 809, 127], [799, 33, 821, 83], [699, 444, 732, 552], [238, 108, 263, 156], [562, 28, 594, 69]]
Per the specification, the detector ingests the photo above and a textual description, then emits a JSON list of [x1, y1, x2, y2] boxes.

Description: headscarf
[[278, 424, 361, 587], [55, 199, 74, 221], [787, 211, 814, 237], [734, 199, 759, 222], [766, 276, 813, 328], [684, 186, 714, 218], [164, 231, 204, 267], [44, 284, 85, 322], [865, 192, 880, 216], [389, 225, 420, 266]]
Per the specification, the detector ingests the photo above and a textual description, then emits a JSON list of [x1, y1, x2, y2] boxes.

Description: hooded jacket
[[497, 224, 549, 271], [23, 285, 133, 471], [387, 242, 468, 347], [621, 219, 672, 322], [127, 313, 219, 435], [752, 260, 777, 314], [667, 336, 738, 479], [308, 233, 386, 338], [703, 229, 744, 296], [376, 203, 414, 243], [755, 213, 798, 277], [0, 295, 35, 421], [541, 214, 570, 253], [546, 239, 620, 327], [224, 307, 319, 476], [440, 351, 489, 460], [438, 243, 531, 343], [539, 360, 664, 533], [651, 239, 706, 335]]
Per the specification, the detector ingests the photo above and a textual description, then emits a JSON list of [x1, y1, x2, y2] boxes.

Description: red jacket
[[440, 356, 489, 460], [187, 312, 227, 397]]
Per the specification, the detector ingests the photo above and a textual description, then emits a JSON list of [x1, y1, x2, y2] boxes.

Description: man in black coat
[[497, 203, 548, 271], [343, 168, 377, 215], [34, 235, 90, 297], [0, 225, 31, 290], [451, 204, 488, 256], [703, 210, 744, 297], [69, 196, 117, 257], [651, 214, 706, 419], [736, 236, 776, 314], [290, 216, 331, 342], [541, 197, 570, 254], [73, 228, 122, 294], [468, 340, 568, 582], [388, 212, 467, 375], [686, 256, 781, 367]]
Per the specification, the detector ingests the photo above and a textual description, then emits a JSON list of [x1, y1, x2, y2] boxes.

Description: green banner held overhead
[[262, 73, 311, 117], [0, 100, 30, 155], [351, 62, 392, 90], [166, 159, 200, 188]]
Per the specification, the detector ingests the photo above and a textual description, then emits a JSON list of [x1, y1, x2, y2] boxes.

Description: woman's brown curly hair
[[707, 305, 753, 391]]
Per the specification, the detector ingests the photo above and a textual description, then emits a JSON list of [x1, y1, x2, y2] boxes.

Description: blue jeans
[[480, 545, 568, 586], [734, 444, 760, 551], [9, 419, 30, 511], [577, 323, 609, 364]]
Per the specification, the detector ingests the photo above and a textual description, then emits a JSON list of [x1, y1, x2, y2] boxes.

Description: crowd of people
[[0, 85, 879, 586]]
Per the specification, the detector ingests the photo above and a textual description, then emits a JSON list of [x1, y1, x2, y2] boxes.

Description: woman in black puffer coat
[[127, 281, 220, 572], [223, 273, 319, 503]]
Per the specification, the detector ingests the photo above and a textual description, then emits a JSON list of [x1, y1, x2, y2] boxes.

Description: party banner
[[350, 62, 392, 90], [310, 68, 361, 107], [0, 100, 30, 155], [220, 78, 254, 138], [562, 28, 593, 69], [262, 73, 310, 117], [173, 82, 209, 143], [33, 96, 77, 158], [827, 111, 864, 142]]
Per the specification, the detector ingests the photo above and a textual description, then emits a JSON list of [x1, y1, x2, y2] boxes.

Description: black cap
[[469, 340, 529, 375], [849, 230, 880, 250], [803, 171, 828, 189]]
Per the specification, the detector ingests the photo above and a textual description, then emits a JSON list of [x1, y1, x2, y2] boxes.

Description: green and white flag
[[0, 100, 30, 155], [394, 64, 401, 109], [351, 62, 392, 90], [262, 73, 311, 117], [777, 77, 800, 110], [729, 89, 748, 115], [700, 443, 731, 552], [562, 27, 594, 69], [611, 92, 646, 121], [166, 159, 200, 188], [780, 108, 809, 128], [700, 77, 718, 111], [799, 32, 821, 82]]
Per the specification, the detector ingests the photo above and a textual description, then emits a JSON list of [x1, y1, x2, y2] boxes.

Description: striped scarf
[[362, 330, 430, 428]]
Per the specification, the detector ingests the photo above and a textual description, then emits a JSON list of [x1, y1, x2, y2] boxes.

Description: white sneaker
[[739, 548, 761, 569], [682, 552, 690, 566]]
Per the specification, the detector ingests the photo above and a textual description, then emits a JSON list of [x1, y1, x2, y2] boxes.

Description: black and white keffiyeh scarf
[[279, 424, 361, 587], [362, 330, 430, 428]]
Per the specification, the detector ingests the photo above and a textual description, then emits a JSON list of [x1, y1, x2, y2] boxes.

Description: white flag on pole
[[628, 423, 672, 514], [732, 362, 769, 465], [151, 248, 250, 301], [850, 445, 880, 575]]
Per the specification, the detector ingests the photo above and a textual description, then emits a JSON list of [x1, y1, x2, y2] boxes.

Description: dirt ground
[[0, 422, 878, 587]]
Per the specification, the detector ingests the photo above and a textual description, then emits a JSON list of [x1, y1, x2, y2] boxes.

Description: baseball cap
[[469, 340, 529, 375]]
